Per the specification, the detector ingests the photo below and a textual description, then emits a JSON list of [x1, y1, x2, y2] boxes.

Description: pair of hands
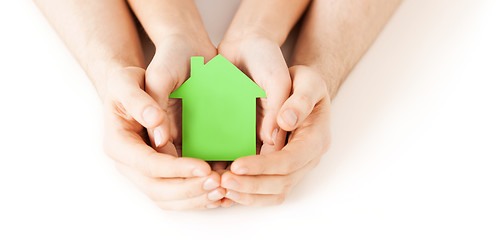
[[103, 33, 331, 210]]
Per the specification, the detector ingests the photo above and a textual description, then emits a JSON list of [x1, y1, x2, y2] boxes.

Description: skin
[[221, 0, 402, 207], [126, 0, 225, 209], [34, 0, 221, 210], [35, 0, 401, 209], [219, 0, 311, 147]]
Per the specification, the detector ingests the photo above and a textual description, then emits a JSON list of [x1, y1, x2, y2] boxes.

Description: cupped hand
[[145, 34, 217, 152], [102, 66, 225, 210], [218, 36, 292, 152], [220, 65, 332, 206]]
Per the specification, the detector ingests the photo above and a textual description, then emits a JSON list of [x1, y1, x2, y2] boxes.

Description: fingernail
[[203, 178, 219, 191], [223, 179, 239, 189], [208, 189, 224, 201], [234, 168, 248, 175], [193, 168, 208, 177], [142, 106, 160, 126], [271, 128, 279, 144], [153, 127, 164, 148], [205, 203, 219, 209], [226, 190, 240, 201], [283, 109, 298, 127]]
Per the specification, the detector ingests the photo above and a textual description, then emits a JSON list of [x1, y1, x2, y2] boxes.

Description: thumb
[[249, 64, 291, 146], [144, 63, 184, 149], [113, 67, 166, 130], [277, 66, 327, 131]]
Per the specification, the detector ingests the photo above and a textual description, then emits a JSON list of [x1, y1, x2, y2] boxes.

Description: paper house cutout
[[169, 54, 266, 161]]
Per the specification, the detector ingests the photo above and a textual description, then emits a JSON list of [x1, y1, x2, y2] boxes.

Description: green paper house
[[169, 54, 266, 161]]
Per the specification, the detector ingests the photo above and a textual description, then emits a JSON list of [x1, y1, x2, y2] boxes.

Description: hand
[[102, 66, 225, 210], [218, 36, 292, 151], [145, 34, 217, 151], [220, 65, 331, 206]]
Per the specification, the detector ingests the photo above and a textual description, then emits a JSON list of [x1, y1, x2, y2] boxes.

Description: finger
[[115, 162, 221, 201], [110, 67, 166, 129], [148, 120, 170, 149], [155, 140, 179, 157], [225, 190, 286, 207], [145, 53, 215, 148], [259, 128, 286, 155], [221, 157, 319, 194], [221, 198, 236, 208], [104, 107, 211, 178], [277, 66, 327, 131], [231, 102, 331, 176], [144, 63, 179, 148], [231, 139, 316, 176], [249, 53, 291, 145], [155, 188, 226, 211]]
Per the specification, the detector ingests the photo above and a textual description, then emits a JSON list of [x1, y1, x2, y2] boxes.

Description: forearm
[[34, 0, 144, 99], [127, 0, 211, 46], [292, 0, 402, 98], [223, 0, 310, 45]]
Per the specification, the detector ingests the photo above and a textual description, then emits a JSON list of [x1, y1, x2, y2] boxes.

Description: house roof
[[169, 55, 266, 99]]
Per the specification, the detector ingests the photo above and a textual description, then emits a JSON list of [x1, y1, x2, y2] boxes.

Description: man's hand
[[219, 0, 402, 206], [36, 0, 225, 210], [212, 0, 310, 187], [103, 66, 225, 210], [221, 66, 331, 206]]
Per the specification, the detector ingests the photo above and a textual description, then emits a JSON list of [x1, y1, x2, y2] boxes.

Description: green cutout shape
[[169, 54, 266, 161]]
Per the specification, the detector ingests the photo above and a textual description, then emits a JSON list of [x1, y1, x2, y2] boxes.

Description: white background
[[1, 0, 495, 239]]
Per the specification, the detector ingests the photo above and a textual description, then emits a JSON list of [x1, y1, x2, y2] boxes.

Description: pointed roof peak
[[204, 54, 233, 68]]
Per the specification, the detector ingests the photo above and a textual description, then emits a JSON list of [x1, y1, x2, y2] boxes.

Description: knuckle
[[258, 162, 268, 175], [294, 94, 314, 113], [285, 163, 298, 174], [140, 158, 160, 178], [247, 180, 261, 193], [281, 155, 298, 174], [310, 158, 321, 170], [280, 180, 294, 194], [183, 185, 200, 199], [168, 161, 187, 178], [274, 194, 286, 205], [245, 195, 256, 206], [146, 63, 179, 86]]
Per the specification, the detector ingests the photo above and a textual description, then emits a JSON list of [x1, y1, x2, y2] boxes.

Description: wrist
[[222, 26, 283, 47], [222, 0, 310, 46], [154, 31, 207, 48]]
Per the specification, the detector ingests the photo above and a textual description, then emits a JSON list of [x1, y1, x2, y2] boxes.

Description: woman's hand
[[220, 65, 331, 206], [102, 66, 225, 210], [218, 36, 291, 152], [144, 34, 217, 152]]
